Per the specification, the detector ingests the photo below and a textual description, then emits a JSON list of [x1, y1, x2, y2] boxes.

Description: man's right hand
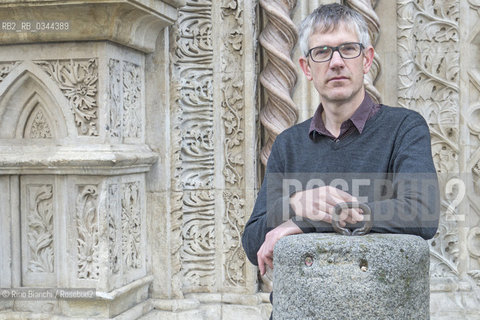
[[289, 186, 364, 227]]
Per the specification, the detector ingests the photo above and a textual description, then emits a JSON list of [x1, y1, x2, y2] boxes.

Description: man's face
[[299, 23, 374, 106]]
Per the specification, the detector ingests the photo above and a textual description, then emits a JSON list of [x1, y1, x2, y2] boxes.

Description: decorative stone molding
[[0, 1, 183, 53], [220, 0, 248, 288], [259, 0, 298, 166], [167, 0, 256, 298], [171, 0, 216, 292], [0, 145, 157, 175]]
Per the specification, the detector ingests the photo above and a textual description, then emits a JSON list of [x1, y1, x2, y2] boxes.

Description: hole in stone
[[305, 255, 313, 267], [359, 258, 368, 272]]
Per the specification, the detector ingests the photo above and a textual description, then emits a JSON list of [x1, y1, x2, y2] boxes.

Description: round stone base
[[273, 233, 430, 320]]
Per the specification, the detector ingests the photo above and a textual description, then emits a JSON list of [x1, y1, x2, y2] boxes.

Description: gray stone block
[[273, 233, 430, 320]]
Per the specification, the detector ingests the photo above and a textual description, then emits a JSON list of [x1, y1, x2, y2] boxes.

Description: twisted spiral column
[[259, 0, 299, 166], [345, 0, 382, 103]]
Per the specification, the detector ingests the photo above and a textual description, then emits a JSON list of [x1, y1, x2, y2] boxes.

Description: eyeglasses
[[307, 42, 364, 63]]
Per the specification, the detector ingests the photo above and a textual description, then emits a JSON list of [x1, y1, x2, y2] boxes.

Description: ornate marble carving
[[259, 0, 298, 166], [108, 59, 122, 139], [223, 191, 246, 286], [397, 0, 461, 279], [76, 185, 100, 280], [108, 59, 144, 140], [220, 0, 247, 287], [36, 59, 99, 136], [181, 190, 216, 287], [108, 184, 120, 275], [172, 0, 216, 291], [122, 182, 142, 270], [123, 62, 142, 139], [345, 0, 382, 103], [430, 213, 459, 277], [27, 185, 54, 273], [24, 106, 53, 139], [0, 61, 20, 83]]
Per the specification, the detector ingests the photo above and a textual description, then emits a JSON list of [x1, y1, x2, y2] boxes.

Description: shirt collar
[[309, 92, 377, 138]]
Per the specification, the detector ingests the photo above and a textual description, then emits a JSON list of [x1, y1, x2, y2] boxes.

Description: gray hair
[[298, 3, 371, 57]]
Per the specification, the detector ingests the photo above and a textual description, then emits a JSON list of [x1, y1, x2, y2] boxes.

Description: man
[[242, 2, 439, 285]]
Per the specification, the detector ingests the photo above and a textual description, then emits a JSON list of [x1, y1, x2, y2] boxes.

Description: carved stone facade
[[0, 0, 480, 319], [0, 1, 174, 319]]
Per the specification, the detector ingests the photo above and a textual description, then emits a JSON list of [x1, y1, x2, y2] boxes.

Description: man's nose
[[329, 50, 345, 68]]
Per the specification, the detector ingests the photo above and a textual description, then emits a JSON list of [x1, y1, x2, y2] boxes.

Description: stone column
[[0, 1, 183, 318], [259, 0, 299, 166], [273, 234, 431, 320]]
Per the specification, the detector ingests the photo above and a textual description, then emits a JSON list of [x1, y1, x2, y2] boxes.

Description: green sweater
[[242, 105, 440, 265]]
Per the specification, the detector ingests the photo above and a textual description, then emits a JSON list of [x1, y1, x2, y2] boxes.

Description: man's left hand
[[257, 219, 303, 276]]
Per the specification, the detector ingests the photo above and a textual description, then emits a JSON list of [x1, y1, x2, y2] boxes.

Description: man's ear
[[363, 46, 375, 74], [299, 56, 313, 81]]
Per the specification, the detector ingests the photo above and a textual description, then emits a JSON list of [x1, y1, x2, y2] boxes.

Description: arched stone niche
[[0, 69, 70, 140]]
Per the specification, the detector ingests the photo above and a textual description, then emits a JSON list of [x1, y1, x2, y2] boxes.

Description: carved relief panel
[[171, 0, 216, 292], [220, 0, 248, 289], [20, 176, 56, 287], [108, 59, 144, 142], [66, 175, 147, 291], [75, 184, 100, 281], [35, 59, 99, 136], [397, 0, 480, 311], [397, 0, 461, 279], [170, 0, 254, 294], [3, 174, 148, 294]]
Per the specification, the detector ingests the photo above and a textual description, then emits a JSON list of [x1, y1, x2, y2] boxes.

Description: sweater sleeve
[[366, 113, 440, 240], [241, 136, 298, 265]]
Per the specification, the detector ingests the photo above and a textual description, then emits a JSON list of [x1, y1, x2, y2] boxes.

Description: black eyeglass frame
[[307, 42, 365, 63]]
